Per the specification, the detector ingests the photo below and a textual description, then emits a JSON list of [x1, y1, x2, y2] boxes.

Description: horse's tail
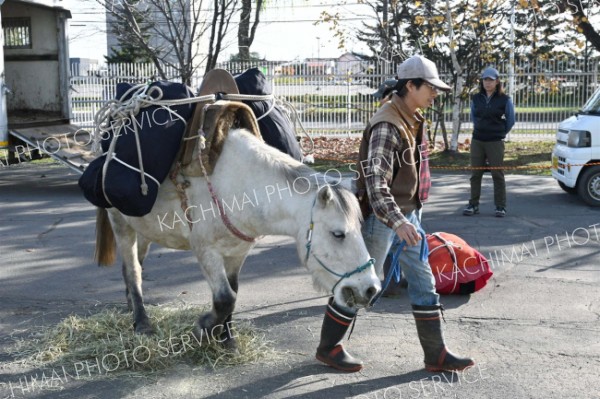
[[95, 207, 117, 266]]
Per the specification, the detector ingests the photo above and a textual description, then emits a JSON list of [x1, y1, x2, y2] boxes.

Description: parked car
[[551, 87, 600, 206]]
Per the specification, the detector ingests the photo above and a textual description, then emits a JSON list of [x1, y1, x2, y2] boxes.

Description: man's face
[[413, 81, 439, 109]]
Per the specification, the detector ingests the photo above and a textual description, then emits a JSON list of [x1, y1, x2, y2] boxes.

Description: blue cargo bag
[[234, 68, 302, 161], [78, 81, 195, 216]]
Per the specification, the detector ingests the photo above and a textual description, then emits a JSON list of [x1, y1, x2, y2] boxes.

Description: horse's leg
[[110, 212, 154, 334], [123, 234, 152, 312], [137, 235, 152, 266], [218, 255, 246, 350], [193, 250, 242, 348]]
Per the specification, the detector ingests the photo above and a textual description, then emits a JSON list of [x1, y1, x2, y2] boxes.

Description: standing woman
[[463, 67, 515, 217]]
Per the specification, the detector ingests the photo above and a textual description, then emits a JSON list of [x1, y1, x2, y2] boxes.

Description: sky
[[231, 1, 371, 60], [64, 0, 599, 64], [64, 0, 372, 63], [65, 0, 107, 61]]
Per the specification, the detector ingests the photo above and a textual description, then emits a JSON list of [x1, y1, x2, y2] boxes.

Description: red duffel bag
[[427, 232, 493, 294]]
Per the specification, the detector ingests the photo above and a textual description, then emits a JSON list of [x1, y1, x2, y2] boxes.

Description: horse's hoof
[[220, 337, 239, 355], [192, 324, 212, 344], [134, 322, 155, 335]]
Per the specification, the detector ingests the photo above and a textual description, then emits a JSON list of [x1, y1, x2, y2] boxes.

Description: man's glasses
[[425, 83, 439, 93]]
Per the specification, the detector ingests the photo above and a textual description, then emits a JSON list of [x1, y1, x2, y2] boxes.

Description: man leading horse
[[315, 55, 475, 373]]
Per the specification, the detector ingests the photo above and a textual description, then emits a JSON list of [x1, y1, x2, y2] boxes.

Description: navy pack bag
[[234, 68, 303, 161], [79, 81, 195, 216]]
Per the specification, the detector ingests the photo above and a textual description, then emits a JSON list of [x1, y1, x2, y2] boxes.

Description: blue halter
[[304, 192, 375, 294]]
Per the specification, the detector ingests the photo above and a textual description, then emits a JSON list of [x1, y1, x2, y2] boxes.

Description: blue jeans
[[362, 210, 439, 306], [387, 208, 422, 275]]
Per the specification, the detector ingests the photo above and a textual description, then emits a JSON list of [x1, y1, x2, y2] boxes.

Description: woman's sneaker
[[463, 204, 479, 216], [495, 207, 506, 217]]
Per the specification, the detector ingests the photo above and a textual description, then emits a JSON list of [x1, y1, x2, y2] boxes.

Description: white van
[[552, 87, 600, 206]]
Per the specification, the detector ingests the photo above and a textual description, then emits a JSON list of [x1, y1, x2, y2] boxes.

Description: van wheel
[[577, 166, 600, 206], [558, 181, 577, 194]]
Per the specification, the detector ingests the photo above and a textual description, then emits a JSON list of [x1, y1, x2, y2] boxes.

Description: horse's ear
[[317, 185, 334, 205]]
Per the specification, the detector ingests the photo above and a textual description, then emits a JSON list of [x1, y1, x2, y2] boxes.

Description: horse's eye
[[331, 231, 346, 240]]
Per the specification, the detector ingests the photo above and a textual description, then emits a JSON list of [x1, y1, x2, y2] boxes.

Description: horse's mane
[[229, 128, 362, 226]]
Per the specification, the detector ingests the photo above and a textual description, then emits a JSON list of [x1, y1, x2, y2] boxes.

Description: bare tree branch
[[97, 0, 237, 84]]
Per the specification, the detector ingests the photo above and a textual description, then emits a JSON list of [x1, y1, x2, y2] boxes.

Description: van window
[[582, 88, 600, 115]]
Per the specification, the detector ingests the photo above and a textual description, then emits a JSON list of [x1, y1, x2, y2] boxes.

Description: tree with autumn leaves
[[350, 0, 599, 150], [95, 0, 598, 150]]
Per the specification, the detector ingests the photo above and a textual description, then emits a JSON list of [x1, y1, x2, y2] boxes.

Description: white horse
[[95, 128, 380, 347]]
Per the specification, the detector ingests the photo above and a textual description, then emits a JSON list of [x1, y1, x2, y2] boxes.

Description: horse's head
[[299, 184, 381, 309]]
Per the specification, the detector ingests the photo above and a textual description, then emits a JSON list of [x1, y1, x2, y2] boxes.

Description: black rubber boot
[[412, 304, 475, 372], [315, 298, 363, 372]]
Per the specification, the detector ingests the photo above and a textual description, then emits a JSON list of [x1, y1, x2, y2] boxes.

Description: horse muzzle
[[339, 283, 381, 309]]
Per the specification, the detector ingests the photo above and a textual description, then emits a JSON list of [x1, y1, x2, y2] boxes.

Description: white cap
[[396, 55, 451, 91]]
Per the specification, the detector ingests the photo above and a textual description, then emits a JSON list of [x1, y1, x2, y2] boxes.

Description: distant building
[[105, 1, 210, 72], [336, 52, 371, 76], [70, 57, 99, 76], [305, 58, 336, 75]]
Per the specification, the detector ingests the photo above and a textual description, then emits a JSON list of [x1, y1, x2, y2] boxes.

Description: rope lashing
[[93, 83, 215, 201]]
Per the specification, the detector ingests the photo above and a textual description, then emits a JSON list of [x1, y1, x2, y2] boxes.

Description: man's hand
[[395, 222, 421, 247]]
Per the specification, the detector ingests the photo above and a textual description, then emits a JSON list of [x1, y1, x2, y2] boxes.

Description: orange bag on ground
[[427, 232, 493, 295]]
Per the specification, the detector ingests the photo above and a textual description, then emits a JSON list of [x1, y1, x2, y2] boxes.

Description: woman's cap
[[482, 67, 499, 80], [372, 78, 398, 99], [396, 55, 451, 91]]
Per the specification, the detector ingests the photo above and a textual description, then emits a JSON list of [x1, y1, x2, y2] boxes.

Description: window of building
[[3, 17, 32, 49]]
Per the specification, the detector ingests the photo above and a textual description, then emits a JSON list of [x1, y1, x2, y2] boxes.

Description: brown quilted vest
[[356, 95, 424, 216]]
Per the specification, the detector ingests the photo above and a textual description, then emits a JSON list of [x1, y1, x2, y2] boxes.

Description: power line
[[71, 17, 367, 25], [68, 1, 367, 14], [68, 0, 370, 18]]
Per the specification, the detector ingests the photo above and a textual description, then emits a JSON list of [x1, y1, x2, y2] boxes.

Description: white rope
[[277, 97, 314, 155], [181, 93, 277, 136], [221, 92, 314, 155], [256, 99, 276, 121], [93, 85, 217, 152], [108, 153, 161, 188], [221, 93, 273, 102], [93, 83, 215, 202], [221, 93, 276, 121], [99, 84, 153, 205], [92, 83, 310, 204]]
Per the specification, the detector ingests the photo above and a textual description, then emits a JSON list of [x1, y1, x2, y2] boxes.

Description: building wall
[[2, 1, 62, 112]]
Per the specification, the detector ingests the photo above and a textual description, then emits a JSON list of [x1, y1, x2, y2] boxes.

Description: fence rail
[[70, 59, 600, 141]]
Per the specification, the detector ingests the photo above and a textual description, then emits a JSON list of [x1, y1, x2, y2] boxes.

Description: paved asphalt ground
[[1, 162, 599, 399]]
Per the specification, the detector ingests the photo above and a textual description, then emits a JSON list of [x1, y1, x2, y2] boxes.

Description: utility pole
[[317, 36, 321, 61], [0, 0, 8, 149], [382, 0, 390, 74], [382, 0, 388, 31], [508, 0, 515, 141]]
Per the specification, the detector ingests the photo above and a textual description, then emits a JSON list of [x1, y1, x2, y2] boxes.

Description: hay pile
[[11, 304, 279, 375]]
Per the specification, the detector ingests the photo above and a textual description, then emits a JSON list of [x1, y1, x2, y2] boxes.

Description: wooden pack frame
[[178, 69, 262, 176]]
